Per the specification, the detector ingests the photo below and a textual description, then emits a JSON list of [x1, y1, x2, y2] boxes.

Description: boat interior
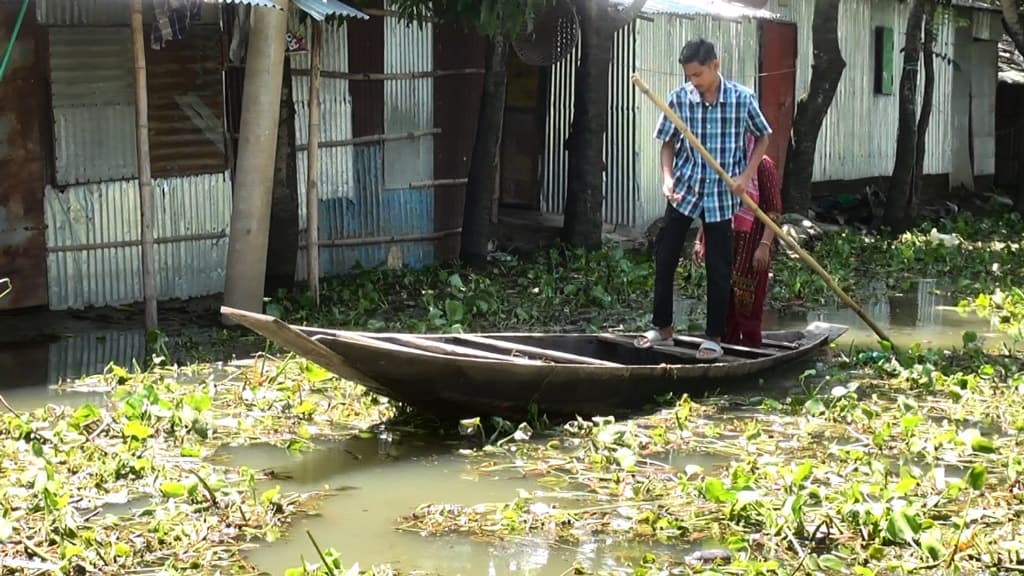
[[302, 328, 816, 367]]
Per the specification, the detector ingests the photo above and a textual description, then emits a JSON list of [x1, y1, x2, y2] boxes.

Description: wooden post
[[306, 20, 322, 307], [222, 0, 289, 322], [130, 0, 158, 331]]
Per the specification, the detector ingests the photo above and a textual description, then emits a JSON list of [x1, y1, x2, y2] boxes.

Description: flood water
[[0, 280, 1007, 574]]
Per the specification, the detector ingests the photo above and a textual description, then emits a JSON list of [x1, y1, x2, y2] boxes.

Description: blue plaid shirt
[[654, 76, 772, 223]]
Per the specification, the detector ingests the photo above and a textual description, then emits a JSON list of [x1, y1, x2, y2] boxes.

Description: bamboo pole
[[130, 0, 158, 331], [306, 20, 322, 307], [630, 73, 893, 345]]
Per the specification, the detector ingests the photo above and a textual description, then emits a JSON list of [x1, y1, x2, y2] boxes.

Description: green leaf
[[961, 330, 978, 346], [122, 420, 153, 440], [159, 481, 187, 498], [885, 508, 920, 545], [966, 463, 987, 490], [971, 435, 996, 454], [113, 542, 132, 557], [31, 440, 44, 459], [920, 528, 947, 562], [265, 302, 285, 318], [70, 404, 101, 429], [817, 554, 846, 571], [180, 445, 202, 458], [702, 478, 736, 503], [804, 397, 826, 416], [184, 392, 212, 413], [302, 362, 333, 383], [0, 517, 14, 542], [261, 486, 282, 504], [444, 299, 465, 323]]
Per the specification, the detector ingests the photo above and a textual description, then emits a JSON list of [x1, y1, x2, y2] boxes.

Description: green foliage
[[389, 316, 1024, 574], [268, 213, 1024, 335]]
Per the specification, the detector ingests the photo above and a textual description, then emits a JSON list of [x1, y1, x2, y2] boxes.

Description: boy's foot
[[697, 339, 724, 360], [634, 328, 674, 349]]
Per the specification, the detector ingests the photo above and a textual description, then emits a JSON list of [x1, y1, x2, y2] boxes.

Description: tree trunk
[[781, 0, 844, 215], [1001, 0, 1024, 54], [1016, 110, 1024, 213], [1000, 0, 1024, 213], [910, 0, 937, 216], [222, 1, 289, 322], [265, 57, 299, 295], [562, 0, 615, 250], [460, 34, 508, 268], [884, 0, 926, 233]]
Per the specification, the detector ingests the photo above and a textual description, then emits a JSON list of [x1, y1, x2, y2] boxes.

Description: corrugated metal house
[[530, 0, 1003, 230], [0, 0, 485, 313], [285, 1, 485, 277]]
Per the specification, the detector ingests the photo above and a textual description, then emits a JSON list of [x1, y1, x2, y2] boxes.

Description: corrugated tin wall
[[632, 13, 758, 227], [146, 25, 228, 177], [291, 16, 357, 281], [293, 7, 435, 280], [971, 37, 997, 176], [381, 4, 434, 266], [768, 0, 954, 181], [44, 172, 231, 309], [541, 41, 578, 220], [541, 22, 639, 227], [49, 27, 137, 185], [44, 9, 233, 310]]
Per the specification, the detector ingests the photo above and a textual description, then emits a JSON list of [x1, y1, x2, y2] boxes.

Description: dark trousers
[[652, 202, 733, 339]]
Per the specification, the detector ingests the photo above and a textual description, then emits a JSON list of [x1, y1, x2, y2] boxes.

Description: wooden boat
[[222, 306, 848, 420]]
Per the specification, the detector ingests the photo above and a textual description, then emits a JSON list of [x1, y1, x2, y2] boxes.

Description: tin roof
[[214, 0, 368, 20], [291, 0, 368, 21], [610, 0, 779, 20]]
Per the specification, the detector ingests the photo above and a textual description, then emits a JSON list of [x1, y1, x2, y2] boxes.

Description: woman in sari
[[693, 133, 782, 348]]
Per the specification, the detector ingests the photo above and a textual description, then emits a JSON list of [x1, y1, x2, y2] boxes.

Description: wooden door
[[0, 0, 48, 310], [758, 20, 797, 183]]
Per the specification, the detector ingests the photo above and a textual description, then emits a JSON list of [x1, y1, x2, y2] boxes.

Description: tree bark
[[222, 1, 288, 322], [781, 0, 844, 216], [562, 1, 614, 250], [1001, 0, 1024, 54], [460, 33, 508, 268], [911, 0, 937, 216], [562, 0, 646, 249], [1001, 0, 1024, 213], [884, 0, 926, 233], [265, 56, 299, 295]]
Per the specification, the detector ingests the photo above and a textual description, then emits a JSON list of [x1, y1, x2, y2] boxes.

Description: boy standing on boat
[[634, 38, 772, 360]]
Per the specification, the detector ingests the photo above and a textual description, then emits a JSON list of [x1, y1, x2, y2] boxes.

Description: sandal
[[697, 340, 724, 360], [634, 329, 673, 349]]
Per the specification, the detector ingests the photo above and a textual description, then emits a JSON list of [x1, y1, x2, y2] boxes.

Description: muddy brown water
[[0, 281, 1006, 574]]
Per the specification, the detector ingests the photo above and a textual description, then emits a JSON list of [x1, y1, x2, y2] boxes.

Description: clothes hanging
[[151, 0, 202, 50]]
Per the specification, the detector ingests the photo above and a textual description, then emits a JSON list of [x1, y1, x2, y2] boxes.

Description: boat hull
[[221, 307, 848, 420]]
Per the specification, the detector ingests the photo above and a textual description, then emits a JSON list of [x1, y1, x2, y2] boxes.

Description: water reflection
[[239, 434, 697, 576], [767, 278, 1000, 349]]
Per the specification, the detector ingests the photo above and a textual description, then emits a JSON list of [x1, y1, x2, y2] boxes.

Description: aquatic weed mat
[[0, 355, 395, 574], [397, 344, 1024, 575]]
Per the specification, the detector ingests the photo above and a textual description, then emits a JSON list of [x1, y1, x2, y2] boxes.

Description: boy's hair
[[678, 38, 717, 66]]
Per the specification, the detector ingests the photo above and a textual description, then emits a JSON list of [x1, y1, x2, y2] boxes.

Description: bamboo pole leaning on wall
[[306, 20, 322, 307], [130, 0, 158, 331]]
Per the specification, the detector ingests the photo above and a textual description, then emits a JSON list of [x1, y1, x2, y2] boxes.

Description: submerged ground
[[1, 211, 1022, 575]]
